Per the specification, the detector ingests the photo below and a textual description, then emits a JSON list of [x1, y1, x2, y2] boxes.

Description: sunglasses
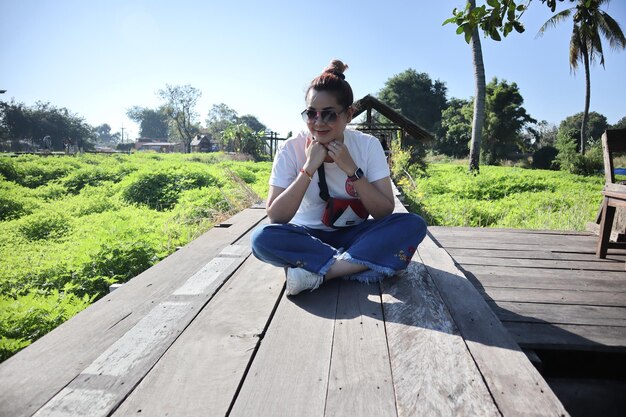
[[301, 108, 347, 124]]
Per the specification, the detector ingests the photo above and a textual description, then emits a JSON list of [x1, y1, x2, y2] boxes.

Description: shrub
[[62, 167, 121, 194], [176, 187, 233, 220], [0, 188, 30, 221], [18, 211, 72, 241], [0, 158, 18, 182], [121, 168, 219, 210], [554, 128, 603, 175], [35, 182, 68, 200], [81, 240, 159, 296], [13, 157, 78, 188], [532, 146, 559, 170], [0, 287, 94, 361]]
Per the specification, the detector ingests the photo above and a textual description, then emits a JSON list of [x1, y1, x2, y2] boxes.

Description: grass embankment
[[0, 152, 270, 361], [398, 162, 605, 230]]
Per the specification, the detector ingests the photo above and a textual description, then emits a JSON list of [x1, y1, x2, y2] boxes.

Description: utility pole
[[120, 126, 125, 144]]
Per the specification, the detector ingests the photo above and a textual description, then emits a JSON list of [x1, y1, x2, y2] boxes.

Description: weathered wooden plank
[[0, 208, 267, 417], [453, 255, 626, 271], [229, 280, 340, 417], [431, 238, 600, 253], [488, 301, 626, 327], [32, 246, 250, 417], [447, 247, 626, 262], [429, 226, 590, 236], [430, 229, 605, 253], [464, 267, 626, 292], [504, 322, 626, 352], [381, 261, 500, 417], [112, 256, 284, 417], [429, 226, 594, 240], [417, 234, 569, 417], [479, 287, 626, 308], [324, 280, 397, 417]]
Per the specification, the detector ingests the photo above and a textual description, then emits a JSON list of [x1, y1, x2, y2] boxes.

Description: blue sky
[[1, 0, 625, 140]]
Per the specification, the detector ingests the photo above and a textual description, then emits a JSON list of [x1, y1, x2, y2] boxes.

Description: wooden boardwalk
[[0, 205, 571, 417], [428, 227, 626, 353]]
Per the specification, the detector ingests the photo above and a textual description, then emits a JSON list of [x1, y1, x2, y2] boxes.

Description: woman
[[251, 59, 427, 296]]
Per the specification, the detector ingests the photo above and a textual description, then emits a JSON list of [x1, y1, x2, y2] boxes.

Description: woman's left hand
[[326, 140, 357, 175]]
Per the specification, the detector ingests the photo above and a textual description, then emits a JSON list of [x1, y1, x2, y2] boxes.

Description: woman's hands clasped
[[305, 139, 357, 176]]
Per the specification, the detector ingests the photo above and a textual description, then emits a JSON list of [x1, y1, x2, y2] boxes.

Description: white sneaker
[[285, 268, 324, 296]]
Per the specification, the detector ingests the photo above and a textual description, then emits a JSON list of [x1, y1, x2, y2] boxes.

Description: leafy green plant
[[532, 146, 558, 170], [18, 211, 72, 241], [121, 168, 219, 210], [0, 286, 94, 362]]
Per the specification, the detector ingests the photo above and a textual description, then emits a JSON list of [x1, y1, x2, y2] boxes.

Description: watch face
[[355, 168, 363, 179]]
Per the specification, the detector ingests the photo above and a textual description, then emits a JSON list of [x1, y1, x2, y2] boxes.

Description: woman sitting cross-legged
[[251, 59, 427, 296]]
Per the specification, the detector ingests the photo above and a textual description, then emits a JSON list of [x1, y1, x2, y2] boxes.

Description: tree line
[[444, 0, 625, 172], [374, 67, 625, 172], [0, 87, 273, 160], [126, 85, 272, 158]]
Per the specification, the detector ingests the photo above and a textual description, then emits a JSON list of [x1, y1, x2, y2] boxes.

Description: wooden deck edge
[[416, 233, 570, 417]]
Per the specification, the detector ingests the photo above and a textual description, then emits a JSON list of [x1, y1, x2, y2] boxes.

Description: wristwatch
[[348, 168, 364, 182]]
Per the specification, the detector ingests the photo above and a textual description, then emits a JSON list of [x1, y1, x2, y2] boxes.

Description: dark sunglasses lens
[[301, 110, 314, 122], [321, 110, 337, 123]]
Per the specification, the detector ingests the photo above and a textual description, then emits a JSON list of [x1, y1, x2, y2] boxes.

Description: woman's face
[[304, 89, 352, 144]]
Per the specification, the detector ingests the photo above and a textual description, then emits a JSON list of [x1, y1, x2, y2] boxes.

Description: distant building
[[190, 134, 216, 152], [135, 138, 182, 153]]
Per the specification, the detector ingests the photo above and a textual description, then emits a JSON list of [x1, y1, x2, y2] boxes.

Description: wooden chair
[[596, 128, 626, 261]]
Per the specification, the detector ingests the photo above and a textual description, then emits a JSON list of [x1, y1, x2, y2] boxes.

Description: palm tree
[[538, 0, 625, 154], [468, 0, 486, 173]]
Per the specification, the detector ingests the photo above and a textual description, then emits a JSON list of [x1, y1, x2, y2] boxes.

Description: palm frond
[[536, 9, 573, 38], [597, 11, 626, 50], [588, 29, 606, 67], [569, 28, 582, 71]]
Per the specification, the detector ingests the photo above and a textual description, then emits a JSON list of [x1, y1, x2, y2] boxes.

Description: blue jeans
[[250, 213, 427, 283]]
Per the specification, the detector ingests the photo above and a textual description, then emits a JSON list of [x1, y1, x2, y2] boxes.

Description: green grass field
[[398, 162, 604, 230], [0, 152, 270, 361]]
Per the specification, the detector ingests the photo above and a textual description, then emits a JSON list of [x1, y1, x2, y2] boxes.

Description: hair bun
[[323, 59, 348, 80]]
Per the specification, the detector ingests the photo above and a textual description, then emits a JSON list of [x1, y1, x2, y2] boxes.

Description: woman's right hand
[[304, 139, 328, 172]]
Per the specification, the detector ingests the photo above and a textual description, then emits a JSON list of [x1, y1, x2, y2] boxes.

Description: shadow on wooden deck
[[428, 227, 626, 416]]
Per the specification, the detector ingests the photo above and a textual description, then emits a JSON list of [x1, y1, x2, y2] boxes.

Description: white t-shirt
[[269, 129, 390, 230]]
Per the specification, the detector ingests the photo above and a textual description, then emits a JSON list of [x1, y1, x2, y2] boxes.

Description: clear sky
[[1, 0, 625, 141]]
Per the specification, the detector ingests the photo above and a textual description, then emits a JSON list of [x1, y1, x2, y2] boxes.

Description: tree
[[438, 80, 535, 162], [158, 84, 202, 153], [377, 69, 448, 134], [0, 100, 93, 152], [126, 106, 169, 139], [482, 78, 536, 163], [222, 123, 265, 158], [445, 1, 574, 42], [438, 98, 473, 158], [445, 0, 502, 173], [93, 124, 121, 146], [467, 0, 487, 172], [612, 116, 626, 129], [559, 111, 608, 148], [206, 103, 239, 150], [444, 1, 578, 171], [238, 114, 266, 133], [538, 0, 625, 154]]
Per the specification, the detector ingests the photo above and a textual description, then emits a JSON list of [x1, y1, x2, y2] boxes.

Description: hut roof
[[351, 94, 434, 142]]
